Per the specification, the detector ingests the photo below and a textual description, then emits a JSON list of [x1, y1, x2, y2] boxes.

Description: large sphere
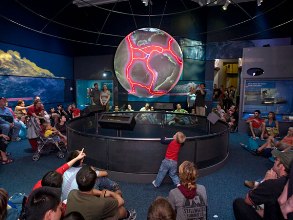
[[114, 28, 183, 98]]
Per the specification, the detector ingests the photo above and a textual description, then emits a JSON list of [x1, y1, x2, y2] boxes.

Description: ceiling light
[[257, 0, 263, 6], [222, 0, 231, 10], [142, 0, 149, 6]]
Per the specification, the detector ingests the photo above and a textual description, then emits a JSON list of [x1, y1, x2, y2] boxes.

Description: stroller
[[27, 117, 67, 161]]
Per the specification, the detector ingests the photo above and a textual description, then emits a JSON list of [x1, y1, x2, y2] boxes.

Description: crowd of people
[[0, 96, 81, 163]]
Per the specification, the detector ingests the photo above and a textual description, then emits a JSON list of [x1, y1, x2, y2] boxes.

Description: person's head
[[114, 105, 119, 112], [34, 100, 42, 108], [254, 110, 261, 118], [127, 104, 132, 110], [57, 104, 63, 110], [76, 165, 97, 192], [17, 99, 25, 107], [176, 104, 181, 110], [0, 97, 7, 108], [103, 84, 107, 91], [200, 83, 205, 89], [271, 149, 293, 175], [71, 103, 76, 109], [147, 197, 176, 220], [67, 105, 72, 111], [216, 104, 222, 110], [25, 187, 62, 220], [41, 171, 63, 188], [50, 107, 55, 113], [150, 106, 154, 111], [94, 83, 98, 90], [145, 103, 150, 110], [173, 132, 186, 144], [268, 111, 276, 120], [62, 212, 85, 220], [34, 96, 41, 102], [67, 150, 83, 167], [287, 127, 293, 137], [179, 161, 198, 190], [0, 188, 8, 220], [59, 115, 67, 123]]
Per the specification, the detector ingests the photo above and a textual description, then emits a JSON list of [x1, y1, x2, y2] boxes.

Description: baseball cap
[[271, 149, 293, 170]]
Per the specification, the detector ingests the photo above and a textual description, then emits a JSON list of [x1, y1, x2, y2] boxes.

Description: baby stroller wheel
[[32, 153, 40, 161], [57, 151, 65, 159]]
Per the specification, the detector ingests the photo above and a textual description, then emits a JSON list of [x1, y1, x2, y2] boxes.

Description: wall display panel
[[76, 80, 113, 110], [0, 42, 73, 79], [180, 38, 205, 81], [0, 75, 65, 105], [243, 80, 293, 116]]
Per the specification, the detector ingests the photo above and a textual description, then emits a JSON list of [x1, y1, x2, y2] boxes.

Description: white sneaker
[[127, 209, 137, 220], [152, 180, 158, 188]]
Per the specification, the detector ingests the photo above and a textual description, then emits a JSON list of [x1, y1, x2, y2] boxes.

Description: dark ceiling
[[0, 0, 292, 55]]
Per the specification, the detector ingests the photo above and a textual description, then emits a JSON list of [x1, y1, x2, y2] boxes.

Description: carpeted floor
[[0, 132, 273, 219]]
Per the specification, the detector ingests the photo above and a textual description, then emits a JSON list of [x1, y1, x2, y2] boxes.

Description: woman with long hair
[[261, 111, 279, 139], [168, 161, 207, 220]]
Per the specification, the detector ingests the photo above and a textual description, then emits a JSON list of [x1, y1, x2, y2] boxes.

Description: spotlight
[[142, 0, 148, 6], [257, 0, 263, 6], [222, 0, 231, 10], [103, 73, 107, 77]]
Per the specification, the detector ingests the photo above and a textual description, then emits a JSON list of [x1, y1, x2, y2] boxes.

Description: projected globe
[[114, 28, 183, 98]]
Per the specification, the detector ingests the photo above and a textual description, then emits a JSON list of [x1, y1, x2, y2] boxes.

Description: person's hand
[[0, 134, 10, 140], [76, 148, 86, 160], [264, 169, 277, 180]]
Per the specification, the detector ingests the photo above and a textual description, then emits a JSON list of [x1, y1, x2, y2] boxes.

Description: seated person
[[233, 149, 293, 220], [32, 149, 86, 191], [55, 115, 67, 137], [173, 104, 188, 114], [43, 120, 67, 147], [261, 111, 279, 139], [246, 110, 264, 140], [0, 133, 13, 165], [168, 161, 207, 220], [257, 127, 293, 154], [125, 104, 134, 111], [62, 150, 120, 201], [65, 165, 136, 220], [213, 104, 226, 121], [14, 99, 31, 120], [71, 104, 80, 119], [114, 105, 119, 112], [25, 186, 63, 220], [0, 188, 8, 220], [147, 197, 175, 220], [226, 105, 238, 132], [49, 107, 59, 126], [0, 97, 22, 141], [140, 103, 150, 111]]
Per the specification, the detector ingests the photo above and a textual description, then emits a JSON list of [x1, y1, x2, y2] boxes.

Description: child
[[168, 161, 207, 220], [152, 132, 186, 188], [43, 121, 67, 147]]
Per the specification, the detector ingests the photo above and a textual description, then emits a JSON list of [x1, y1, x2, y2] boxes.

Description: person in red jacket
[[152, 132, 186, 188]]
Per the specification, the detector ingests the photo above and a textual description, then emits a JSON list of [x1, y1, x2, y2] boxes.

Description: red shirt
[[32, 163, 69, 191], [72, 108, 80, 117], [165, 140, 181, 161], [248, 117, 264, 129], [27, 105, 43, 117]]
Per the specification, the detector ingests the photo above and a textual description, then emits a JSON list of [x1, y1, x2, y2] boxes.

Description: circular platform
[[67, 111, 229, 183]]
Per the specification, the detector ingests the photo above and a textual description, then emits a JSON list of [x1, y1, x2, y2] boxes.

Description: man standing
[[90, 83, 101, 107], [233, 150, 293, 220], [195, 83, 206, 116], [0, 97, 21, 141]]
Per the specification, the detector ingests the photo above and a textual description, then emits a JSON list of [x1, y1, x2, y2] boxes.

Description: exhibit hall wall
[[238, 45, 293, 133]]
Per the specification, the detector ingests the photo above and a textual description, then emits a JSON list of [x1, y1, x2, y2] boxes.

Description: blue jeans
[[154, 159, 180, 187], [95, 177, 118, 191]]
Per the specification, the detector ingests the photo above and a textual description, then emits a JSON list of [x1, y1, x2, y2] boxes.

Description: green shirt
[[66, 190, 118, 220]]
